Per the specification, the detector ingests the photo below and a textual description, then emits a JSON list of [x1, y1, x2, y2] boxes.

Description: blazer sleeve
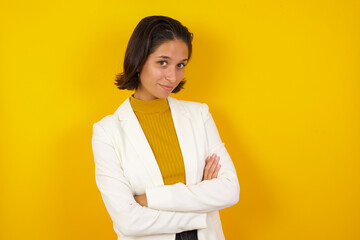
[[145, 103, 240, 213], [92, 123, 207, 237]]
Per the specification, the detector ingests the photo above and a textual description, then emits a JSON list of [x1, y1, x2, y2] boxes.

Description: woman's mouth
[[159, 84, 173, 91]]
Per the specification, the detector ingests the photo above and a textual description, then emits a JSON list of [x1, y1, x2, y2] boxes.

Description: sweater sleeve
[[145, 103, 240, 213], [92, 123, 207, 237]]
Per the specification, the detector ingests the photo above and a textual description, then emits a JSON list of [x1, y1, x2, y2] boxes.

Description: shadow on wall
[[211, 105, 275, 239]]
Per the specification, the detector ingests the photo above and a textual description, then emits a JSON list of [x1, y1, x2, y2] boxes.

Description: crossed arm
[[134, 153, 221, 207]]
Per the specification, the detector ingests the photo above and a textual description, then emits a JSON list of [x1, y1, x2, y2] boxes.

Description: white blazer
[[92, 96, 240, 240]]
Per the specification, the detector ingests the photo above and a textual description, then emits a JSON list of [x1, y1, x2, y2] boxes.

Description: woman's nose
[[165, 67, 176, 82]]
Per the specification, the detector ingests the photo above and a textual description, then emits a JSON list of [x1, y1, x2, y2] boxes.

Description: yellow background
[[1, 0, 359, 239]]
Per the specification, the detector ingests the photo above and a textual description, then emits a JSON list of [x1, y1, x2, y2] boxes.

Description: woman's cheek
[[155, 68, 165, 79], [177, 71, 185, 82]]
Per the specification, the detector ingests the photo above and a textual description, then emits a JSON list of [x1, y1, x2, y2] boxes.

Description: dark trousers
[[175, 230, 198, 240]]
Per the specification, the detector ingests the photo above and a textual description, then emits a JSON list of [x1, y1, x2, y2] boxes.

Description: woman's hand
[[203, 154, 221, 181], [135, 154, 220, 206], [134, 194, 148, 207], [134, 154, 220, 209]]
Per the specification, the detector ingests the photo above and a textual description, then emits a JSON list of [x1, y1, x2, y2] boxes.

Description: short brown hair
[[114, 16, 193, 93]]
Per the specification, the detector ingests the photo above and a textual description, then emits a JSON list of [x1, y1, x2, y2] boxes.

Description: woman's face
[[134, 39, 189, 100]]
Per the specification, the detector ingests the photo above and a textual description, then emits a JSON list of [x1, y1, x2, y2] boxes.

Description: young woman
[[92, 15, 240, 240]]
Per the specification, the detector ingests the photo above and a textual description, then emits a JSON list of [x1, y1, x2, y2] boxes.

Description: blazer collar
[[116, 96, 198, 185]]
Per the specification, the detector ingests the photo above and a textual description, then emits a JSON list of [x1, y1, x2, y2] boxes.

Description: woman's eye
[[158, 61, 167, 66], [177, 63, 186, 69]]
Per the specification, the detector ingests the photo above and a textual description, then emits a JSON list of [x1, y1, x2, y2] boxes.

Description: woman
[[92, 15, 240, 240]]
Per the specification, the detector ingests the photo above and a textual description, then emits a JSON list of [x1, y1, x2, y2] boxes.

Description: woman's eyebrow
[[156, 55, 188, 61]]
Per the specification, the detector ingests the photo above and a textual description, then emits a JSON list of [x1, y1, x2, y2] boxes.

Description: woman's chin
[[155, 92, 171, 99]]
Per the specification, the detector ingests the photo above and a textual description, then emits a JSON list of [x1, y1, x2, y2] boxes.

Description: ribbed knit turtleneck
[[130, 96, 186, 185]]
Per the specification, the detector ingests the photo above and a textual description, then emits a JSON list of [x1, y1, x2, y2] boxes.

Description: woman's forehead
[[150, 40, 188, 60]]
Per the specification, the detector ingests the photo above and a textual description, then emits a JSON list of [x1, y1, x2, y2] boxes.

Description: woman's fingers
[[203, 156, 211, 180], [207, 155, 219, 179], [212, 162, 221, 179], [203, 154, 215, 180], [203, 154, 221, 180]]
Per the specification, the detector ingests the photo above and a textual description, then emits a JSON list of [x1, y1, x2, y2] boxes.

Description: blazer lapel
[[117, 97, 164, 186], [168, 97, 198, 185]]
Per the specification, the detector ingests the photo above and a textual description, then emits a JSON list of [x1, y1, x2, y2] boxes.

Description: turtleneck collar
[[130, 95, 169, 113]]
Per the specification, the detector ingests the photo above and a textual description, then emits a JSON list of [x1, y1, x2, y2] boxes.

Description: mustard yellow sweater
[[130, 96, 186, 185]]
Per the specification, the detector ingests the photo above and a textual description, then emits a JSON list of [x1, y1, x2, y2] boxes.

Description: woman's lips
[[159, 84, 173, 91]]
